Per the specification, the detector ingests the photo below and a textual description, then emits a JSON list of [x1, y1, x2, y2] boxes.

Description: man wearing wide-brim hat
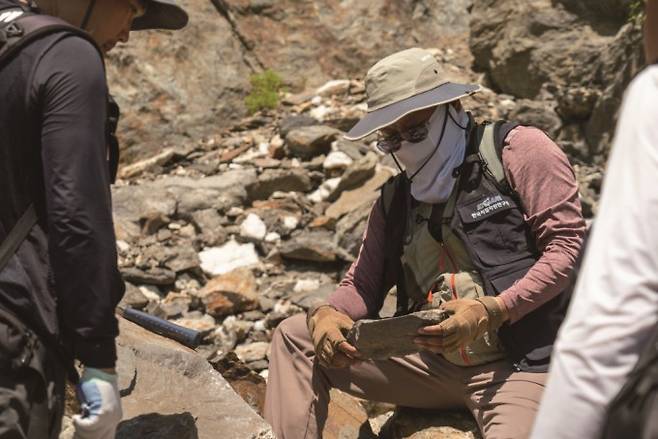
[[265, 48, 586, 438], [0, 1, 186, 438]]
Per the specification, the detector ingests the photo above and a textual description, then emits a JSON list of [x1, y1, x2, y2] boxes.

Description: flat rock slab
[[117, 317, 273, 439], [347, 310, 449, 360]]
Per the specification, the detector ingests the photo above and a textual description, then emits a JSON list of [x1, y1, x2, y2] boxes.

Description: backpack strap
[[0, 205, 37, 273], [478, 121, 519, 193], [0, 10, 102, 68]]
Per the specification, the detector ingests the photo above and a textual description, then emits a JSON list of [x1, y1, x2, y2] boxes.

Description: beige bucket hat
[[345, 48, 481, 141]]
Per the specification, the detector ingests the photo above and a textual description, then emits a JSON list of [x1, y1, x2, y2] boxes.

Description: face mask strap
[[406, 106, 449, 181], [447, 105, 468, 130], [80, 0, 98, 30], [390, 152, 405, 174]]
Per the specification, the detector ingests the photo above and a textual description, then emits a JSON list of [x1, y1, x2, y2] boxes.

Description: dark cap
[[131, 0, 189, 31]]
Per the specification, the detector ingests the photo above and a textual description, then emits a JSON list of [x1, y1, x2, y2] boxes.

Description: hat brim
[[345, 82, 481, 141], [132, 0, 189, 31]]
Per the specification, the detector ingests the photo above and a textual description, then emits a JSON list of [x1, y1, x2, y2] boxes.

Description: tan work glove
[[307, 304, 360, 368], [417, 297, 507, 353]]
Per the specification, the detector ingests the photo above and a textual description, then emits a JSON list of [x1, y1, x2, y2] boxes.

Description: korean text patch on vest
[[457, 193, 530, 267]]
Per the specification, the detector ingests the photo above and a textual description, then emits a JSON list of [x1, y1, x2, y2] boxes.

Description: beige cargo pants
[[264, 314, 547, 439]]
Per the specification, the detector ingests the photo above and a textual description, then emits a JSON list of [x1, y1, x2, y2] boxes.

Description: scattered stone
[[241, 310, 266, 322], [279, 231, 344, 263], [119, 282, 149, 310], [282, 215, 300, 231], [264, 232, 281, 242], [323, 151, 353, 170], [200, 267, 259, 317], [308, 177, 341, 203], [138, 285, 162, 302], [158, 292, 192, 319], [316, 79, 351, 97], [172, 314, 217, 333], [240, 213, 268, 242], [293, 278, 321, 294], [278, 115, 318, 138], [191, 209, 227, 247], [141, 212, 169, 236], [198, 240, 260, 276], [122, 267, 177, 286], [222, 316, 254, 342], [328, 152, 378, 201], [210, 351, 267, 416], [245, 168, 313, 201], [119, 148, 176, 179], [286, 125, 342, 160], [323, 389, 376, 439], [380, 407, 480, 439], [326, 169, 393, 219], [309, 216, 337, 230], [164, 244, 201, 273], [234, 341, 270, 363]]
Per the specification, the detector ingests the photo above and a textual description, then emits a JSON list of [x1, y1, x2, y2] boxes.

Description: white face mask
[[393, 105, 468, 204]]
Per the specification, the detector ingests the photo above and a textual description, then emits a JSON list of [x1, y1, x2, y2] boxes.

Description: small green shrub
[[628, 0, 645, 24], [245, 69, 283, 114]]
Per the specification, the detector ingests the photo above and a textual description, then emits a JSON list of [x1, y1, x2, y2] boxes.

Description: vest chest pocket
[[456, 194, 532, 267]]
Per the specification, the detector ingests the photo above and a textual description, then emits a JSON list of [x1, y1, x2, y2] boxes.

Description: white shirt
[[531, 65, 658, 439]]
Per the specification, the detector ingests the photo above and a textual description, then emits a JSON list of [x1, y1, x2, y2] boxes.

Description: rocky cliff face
[[470, 0, 644, 160], [108, 0, 473, 163], [102, 1, 647, 437]]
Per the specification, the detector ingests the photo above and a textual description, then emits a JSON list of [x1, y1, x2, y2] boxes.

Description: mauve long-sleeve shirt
[[329, 126, 586, 323]]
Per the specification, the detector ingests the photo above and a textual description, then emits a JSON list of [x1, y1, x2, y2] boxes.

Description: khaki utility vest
[[400, 182, 507, 366]]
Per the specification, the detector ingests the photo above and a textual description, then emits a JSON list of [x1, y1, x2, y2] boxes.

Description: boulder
[[115, 318, 273, 439]]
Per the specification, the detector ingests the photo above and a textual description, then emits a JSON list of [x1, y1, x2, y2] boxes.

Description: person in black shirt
[[0, 1, 187, 438]]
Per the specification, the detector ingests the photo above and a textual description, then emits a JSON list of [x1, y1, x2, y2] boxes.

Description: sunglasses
[[376, 122, 430, 153]]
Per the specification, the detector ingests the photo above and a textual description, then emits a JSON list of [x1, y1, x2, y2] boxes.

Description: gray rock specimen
[[347, 310, 450, 360]]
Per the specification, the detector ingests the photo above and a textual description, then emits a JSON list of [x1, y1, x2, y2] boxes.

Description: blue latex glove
[[73, 368, 122, 439]]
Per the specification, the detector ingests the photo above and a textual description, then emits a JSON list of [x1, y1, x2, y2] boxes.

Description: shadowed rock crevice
[[117, 412, 199, 439]]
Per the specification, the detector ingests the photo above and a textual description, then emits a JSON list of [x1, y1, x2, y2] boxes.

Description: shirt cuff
[[74, 337, 117, 369], [498, 288, 524, 324]]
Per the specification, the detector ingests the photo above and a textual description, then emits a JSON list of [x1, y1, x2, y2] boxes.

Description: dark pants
[[0, 310, 66, 439]]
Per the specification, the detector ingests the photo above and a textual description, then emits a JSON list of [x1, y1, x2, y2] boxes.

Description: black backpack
[[602, 323, 658, 439]]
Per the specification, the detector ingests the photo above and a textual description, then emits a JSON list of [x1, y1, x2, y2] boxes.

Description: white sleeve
[[530, 65, 658, 439]]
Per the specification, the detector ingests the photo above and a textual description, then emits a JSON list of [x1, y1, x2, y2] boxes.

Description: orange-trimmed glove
[[431, 297, 507, 352], [307, 304, 358, 368]]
